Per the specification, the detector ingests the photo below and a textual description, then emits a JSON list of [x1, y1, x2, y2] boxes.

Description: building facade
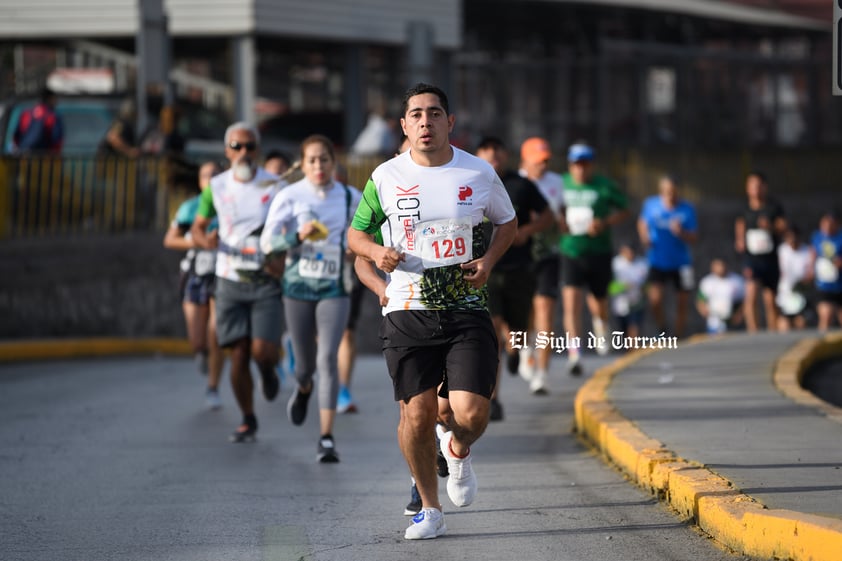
[[0, 0, 837, 151]]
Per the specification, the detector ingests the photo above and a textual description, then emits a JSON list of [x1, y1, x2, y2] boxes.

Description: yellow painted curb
[[574, 334, 842, 561], [0, 338, 193, 362], [773, 331, 842, 424]]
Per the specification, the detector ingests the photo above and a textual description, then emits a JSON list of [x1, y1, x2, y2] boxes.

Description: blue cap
[[567, 143, 594, 162]]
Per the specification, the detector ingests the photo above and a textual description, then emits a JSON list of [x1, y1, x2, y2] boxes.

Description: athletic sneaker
[[260, 370, 280, 402], [530, 369, 549, 395], [404, 508, 446, 540], [283, 333, 295, 375], [229, 423, 256, 443], [205, 388, 222, 410], [404, 482, 422, 516], [505, 351, 520, 375], [317, 434, 340, 463], [518, 359, 535, 383], [337, 385, 358, 414], [435, 423, 449, 477], [439, 430, 477, 507], [287, 385, 312, 426], [568, 355, 583, 377], [593, 319, 610, 356]]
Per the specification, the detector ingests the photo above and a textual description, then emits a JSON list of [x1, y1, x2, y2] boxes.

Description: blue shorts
[[182, 274, 215, 306]]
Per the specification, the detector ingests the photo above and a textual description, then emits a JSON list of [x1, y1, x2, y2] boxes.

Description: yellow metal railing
[[0, 156, 182, 239], [0, 154, 387, 240], [3, 150, 838, 241]]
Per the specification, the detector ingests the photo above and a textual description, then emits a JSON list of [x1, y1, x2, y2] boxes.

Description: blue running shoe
[[284, 333, 296, 375], [337, 385, 358, 414], [404, 482, 422, 516]]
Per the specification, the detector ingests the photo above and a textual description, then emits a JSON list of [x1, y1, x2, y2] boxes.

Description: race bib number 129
[[417, 217, 473, 269]]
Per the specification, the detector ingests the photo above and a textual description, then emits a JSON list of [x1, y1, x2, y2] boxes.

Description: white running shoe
[[529, 369, 549, 395], [592, 319, 610, 356], [568, 357, 583, 376], [205, 388, 222, 410], [440, 430, 477, 507], [404, 507, 446, 540], [518, 358, 535, 383]]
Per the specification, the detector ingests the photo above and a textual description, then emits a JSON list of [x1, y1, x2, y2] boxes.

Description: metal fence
[[0, 154, 387, 240], [0, 156, 186, 239]]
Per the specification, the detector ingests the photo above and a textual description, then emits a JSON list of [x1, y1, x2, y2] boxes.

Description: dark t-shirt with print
[[740, 198, 785, 262], [495, 169, 548, 271]]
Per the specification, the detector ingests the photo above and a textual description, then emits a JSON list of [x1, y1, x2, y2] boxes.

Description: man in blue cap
[[559, 142, 629, 375]]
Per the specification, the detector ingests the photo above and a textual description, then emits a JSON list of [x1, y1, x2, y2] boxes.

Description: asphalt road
[[0, 352, 753, 561]]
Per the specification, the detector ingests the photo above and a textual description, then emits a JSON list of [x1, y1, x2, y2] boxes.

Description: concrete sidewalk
[[576, 330, 842, 561]]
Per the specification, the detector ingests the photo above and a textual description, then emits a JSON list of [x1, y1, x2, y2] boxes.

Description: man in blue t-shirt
[[637, 175, 698, 337], [809, 210, 842, 330]]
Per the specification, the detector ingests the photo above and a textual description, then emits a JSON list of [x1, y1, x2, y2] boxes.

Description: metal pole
[[232, 35, 256, 124], [407, 21, 434, 87], [344, 45, 365, 149]]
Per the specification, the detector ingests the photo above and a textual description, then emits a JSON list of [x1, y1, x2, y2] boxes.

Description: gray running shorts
[[214, 277, 283, 347]]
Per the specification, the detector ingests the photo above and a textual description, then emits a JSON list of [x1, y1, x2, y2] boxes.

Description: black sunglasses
[[228, 141, 257, 151]]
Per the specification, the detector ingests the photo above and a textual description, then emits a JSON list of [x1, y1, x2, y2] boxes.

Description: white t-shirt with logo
[[260, 179, 362, 299], [351, 147, 516, 313], [778, 242, 811, 293], [699, 273, 745, 321], [611, 254, 648, 316], [200, 168, 282, 282]]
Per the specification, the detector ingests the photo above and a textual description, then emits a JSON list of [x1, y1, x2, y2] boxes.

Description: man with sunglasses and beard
[[192, 122, 284, 443]]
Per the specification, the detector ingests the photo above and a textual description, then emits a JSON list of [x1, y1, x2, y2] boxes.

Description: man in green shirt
[[560, 142, 629, 375]]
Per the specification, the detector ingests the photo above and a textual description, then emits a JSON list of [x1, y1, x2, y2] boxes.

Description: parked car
[[1, 94, 227, 162], [1, 95, 120, 156]]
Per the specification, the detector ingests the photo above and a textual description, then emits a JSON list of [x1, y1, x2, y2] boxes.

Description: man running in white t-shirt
[[348, 83, 517, 540], [192, 122, 284, 443]]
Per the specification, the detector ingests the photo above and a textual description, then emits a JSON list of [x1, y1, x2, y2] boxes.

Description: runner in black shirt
[[734, 171, 787, 332], [476, 137, 553, 411]]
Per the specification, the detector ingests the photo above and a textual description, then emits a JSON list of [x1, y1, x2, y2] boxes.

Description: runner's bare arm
[[589, 208, 630, 236], [163, 225, 194, 252], [354, 256, 389, 306], [348, 227, 405, 273], [735, 217, 746, 253], [191, 216, 219, 250], [514, 207, 553, 246], [637, 216, 650, 248]]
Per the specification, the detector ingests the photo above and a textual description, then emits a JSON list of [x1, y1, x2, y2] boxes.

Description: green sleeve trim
[[196, 186, 217, 219], [350, 178, 387, 235]]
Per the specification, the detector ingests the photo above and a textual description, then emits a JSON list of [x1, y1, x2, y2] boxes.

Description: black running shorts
[[561, 253, 613, 298], [533, 256, 561, 298], [487, 269, 535, 332], [380, 310, 499, 402], [744, 255, 780, 291]]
